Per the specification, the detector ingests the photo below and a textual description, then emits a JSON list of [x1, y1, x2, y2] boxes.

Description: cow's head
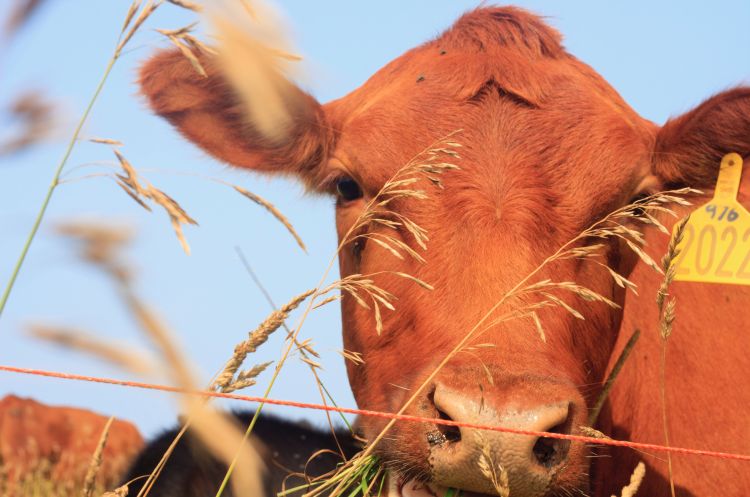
[[140, 7, 750, 497]]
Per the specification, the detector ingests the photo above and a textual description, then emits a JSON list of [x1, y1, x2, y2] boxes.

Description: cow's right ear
[[650, 87, 750, 189], [139, 49, 332, 189]]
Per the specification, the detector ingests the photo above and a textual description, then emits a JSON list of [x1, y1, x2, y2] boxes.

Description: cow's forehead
[[320, 6, 657, 238]]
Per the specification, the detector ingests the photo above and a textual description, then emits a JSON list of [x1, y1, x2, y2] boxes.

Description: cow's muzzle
[[424, 382, 575, 497]]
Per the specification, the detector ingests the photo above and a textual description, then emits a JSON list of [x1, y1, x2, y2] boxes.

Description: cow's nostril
[[532, 420, 570, 468], [435, 406, 461, 443]]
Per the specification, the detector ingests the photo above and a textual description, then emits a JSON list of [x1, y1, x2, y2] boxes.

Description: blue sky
[[0, 1, 748, 437]]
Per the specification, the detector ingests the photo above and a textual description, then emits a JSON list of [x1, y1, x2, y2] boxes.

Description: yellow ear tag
[[673, 153, 750, 284]]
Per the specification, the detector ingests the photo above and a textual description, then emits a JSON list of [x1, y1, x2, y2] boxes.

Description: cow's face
[[140, 7, 750, 497]]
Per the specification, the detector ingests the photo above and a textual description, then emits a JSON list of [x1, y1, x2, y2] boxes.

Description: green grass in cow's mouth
[[277, 455, 386, 497]]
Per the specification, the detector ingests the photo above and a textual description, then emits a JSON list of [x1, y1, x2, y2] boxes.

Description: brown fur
[[596, 185, 750, 496], [139, 6, 750, 496]]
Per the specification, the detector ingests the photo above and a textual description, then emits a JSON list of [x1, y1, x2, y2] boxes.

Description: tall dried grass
[[655, 214, 691, 497], [213, 131, 461, 497], [0, 0, 161, 318], [209, 0, 303, 143], [3, 0, 47, 39], [613, 462, 646, 497], [81, 417, 114, 497], [34, 221, 271, 497], [0, 90, 59, 156]]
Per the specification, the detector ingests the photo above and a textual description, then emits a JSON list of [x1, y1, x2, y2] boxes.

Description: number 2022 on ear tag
[[673, 153, 750, 285]]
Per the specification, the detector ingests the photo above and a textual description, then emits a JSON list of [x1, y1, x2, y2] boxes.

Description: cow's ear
[[651, 87, 750, 188], [139, 49, 332, 189]]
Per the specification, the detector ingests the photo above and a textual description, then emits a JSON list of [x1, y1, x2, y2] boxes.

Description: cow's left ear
[[648, 87, 750, 189]]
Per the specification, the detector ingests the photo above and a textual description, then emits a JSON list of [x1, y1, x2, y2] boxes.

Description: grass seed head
[[213, 289, 314, 391], [81, 417, 114, 497], [475, 432, 510, 497], [612, 461, 646, 497], [166, 0, 202, 11]]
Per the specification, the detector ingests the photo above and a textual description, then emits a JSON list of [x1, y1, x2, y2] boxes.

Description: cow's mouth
[[386, 476, 449, 497], [386, 475, 494, 497]]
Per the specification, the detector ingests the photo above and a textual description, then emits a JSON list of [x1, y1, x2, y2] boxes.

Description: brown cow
[[138, 6, 750, 497], [0, 395, 143, 493]]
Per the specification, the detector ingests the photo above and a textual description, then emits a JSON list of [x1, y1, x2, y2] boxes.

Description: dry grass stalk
[[233, 185, 306, 251], [656, 214, 690, 338], [476, 433, 510, 497], [0, 0, 166, 320], [43, 222, 313, 497], [81, 417, 114, 497], [311, 295, 341, 309], [302, 137, 469, 497], [68, 145, 304, 255], [53, 223, 265, 497], [209, 1, 303, 142], [313, 135, 459, 335], [234, 247, 355, 452], [588, 329, 641, 426], [113, 149, 198, 254], [220, 361, 273, 393], [338, 349, 365, 366], [123, 289, 196, 390], [213, 289, 314, 392], [89, 137, 124, 146], [28, 324, 154, 375], [0, 90, 58, 156], [224, 137, 462, 497], [183, 400, 267, 497], [120, 293, 265, 497], [295, 337, 319, 358], [101, 485, 130, 497], [119, 1, 141, 37], [0, 459, 121, 497], [156, 23, 216, 77], [56, 219, 193, 386], [476, 189, 698, 345], [3, 0, 45, 38], [56, 220, 134, 283], [0, 451, 127, 497], [654, 214, 690, 497], [117, 0, 161, 56], [578, 426, 611, 440], [166, 0, 202, 12], [56, 221, 133, 258], [318, 275, 397, 335], [612, 462, 646, 497], [346, 135, 460, 253]]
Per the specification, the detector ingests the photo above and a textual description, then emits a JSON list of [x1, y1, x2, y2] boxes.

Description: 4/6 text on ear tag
[[672, 153, 750, 285]]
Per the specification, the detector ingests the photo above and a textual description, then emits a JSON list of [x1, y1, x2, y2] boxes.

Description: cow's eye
[[336, 176, 363, 201]]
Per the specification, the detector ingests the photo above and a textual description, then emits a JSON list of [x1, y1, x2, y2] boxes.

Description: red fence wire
[[2, 364, 749, 462]]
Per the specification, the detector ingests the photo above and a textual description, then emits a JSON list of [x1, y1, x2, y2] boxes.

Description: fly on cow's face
[[352, 238, 365, 261]]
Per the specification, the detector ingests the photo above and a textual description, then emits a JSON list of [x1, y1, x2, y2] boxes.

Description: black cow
[[123, 412, 362, 497]]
